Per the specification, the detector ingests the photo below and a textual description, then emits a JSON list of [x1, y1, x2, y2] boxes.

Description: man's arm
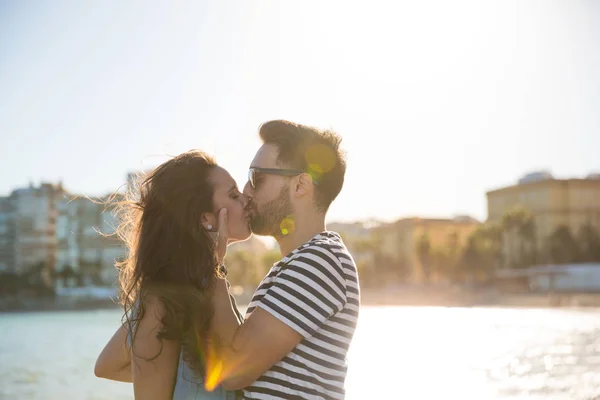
[[211, 279, 304, 390], [210, 208, 346, 390], [212, 254, 346, 390]]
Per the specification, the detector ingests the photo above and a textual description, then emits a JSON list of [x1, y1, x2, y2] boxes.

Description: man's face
[[243, 144, 294, 238]]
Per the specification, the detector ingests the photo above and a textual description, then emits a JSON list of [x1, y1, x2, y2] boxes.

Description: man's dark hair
[[259, 119, 346, 212]]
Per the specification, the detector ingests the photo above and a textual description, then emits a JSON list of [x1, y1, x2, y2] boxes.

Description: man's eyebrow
[[228, 184, 238, 193]]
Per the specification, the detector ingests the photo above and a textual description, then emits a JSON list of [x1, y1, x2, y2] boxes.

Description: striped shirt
[[243, 231, 360, 400]]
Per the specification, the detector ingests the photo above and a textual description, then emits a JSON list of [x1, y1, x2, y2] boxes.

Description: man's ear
[[294, 173, 314, 198], [201, 212, 217, 231]]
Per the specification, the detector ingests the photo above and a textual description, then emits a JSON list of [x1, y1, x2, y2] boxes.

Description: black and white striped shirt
[[243, 231, 360, 400]]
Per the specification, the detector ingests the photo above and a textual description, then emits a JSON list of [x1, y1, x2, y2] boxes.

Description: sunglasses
[[248, 167, 304, 189]]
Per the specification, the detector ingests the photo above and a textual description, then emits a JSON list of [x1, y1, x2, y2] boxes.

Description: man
[[212, 120, 360, 399]]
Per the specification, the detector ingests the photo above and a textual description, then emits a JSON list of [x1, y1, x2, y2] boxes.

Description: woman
[[94, 150, 250, 399]]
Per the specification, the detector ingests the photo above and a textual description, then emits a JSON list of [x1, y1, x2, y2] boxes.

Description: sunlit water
[[1, 306, 600, 400]]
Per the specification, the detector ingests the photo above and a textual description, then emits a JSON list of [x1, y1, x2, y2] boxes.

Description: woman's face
[[209, 166, 251, 242]]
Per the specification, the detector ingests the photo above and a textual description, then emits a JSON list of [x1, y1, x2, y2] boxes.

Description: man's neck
[[276, 214, 326, 257]]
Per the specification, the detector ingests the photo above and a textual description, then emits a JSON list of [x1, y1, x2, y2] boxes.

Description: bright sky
[[1, 1, 599, 223]]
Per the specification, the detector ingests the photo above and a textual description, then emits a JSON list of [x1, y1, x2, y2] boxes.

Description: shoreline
[[359, 286, 600, 308], [2, 287, 600, 314], [0, 297, 121, 313]]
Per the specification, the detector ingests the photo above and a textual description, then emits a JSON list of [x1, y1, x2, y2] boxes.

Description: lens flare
[[307, 163, 324, 184], [203, 340, 236, 391], [204, 354, 224, 392], [280, 216, 295, 235], [305, 144, 336, 183], [203, 346, 258, 392]]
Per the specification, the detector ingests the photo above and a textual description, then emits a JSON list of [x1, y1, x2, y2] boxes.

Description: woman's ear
[[201, 212, 217, 232]]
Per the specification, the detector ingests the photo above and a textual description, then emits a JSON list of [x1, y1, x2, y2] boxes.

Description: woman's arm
[[94, 324, 133, 382], [131, 296, 180, 400]]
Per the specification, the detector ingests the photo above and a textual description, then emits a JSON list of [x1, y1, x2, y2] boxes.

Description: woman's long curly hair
[[115, 150, 223, 375]]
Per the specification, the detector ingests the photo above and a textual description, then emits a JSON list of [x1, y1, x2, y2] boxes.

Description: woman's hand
[[211, 208, 240, 344], [215, 208, 229, 263]]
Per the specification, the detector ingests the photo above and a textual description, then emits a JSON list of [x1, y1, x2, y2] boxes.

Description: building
[[375, 216, 480, 282], [0, 196, 15, 272], [126, 169, 154, 200], [0, 182, 126, 288], [55, 196, 80, 278], [495, 263, 600, 293], [0, 183, 67, 289], [11, 183, 65, 276], [486, 172, 600, 264], [55, 195, 126, 286], [327, 221, 377, 265], [328, 221, 374, 243]]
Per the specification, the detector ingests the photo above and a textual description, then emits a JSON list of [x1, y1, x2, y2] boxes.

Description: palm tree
[[416, 232, 432, 283], [518, 214, 537, 267], [225, 250, 256, 287], [461, 222, 503, 282], [578, 224, 600, 263], [547, 225, 580, 265], [445, 231, 460, 282], [502, 207, 536, 268]]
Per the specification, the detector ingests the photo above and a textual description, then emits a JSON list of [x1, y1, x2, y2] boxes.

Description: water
[[1, 306, 600, 400]]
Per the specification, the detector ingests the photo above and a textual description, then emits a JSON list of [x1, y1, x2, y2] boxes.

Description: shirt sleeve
[[255, 245, 347, 338]]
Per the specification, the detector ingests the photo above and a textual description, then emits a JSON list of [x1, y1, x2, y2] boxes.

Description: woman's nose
[[241, 193, 251, 209], [243, 181, 253, 197]]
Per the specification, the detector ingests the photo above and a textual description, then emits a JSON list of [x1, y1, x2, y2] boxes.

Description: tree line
[[346, 208, 600, 287]]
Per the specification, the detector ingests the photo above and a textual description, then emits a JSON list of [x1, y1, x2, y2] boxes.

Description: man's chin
[[249, 226, 269, 237], [249, 219, 272, 237]]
